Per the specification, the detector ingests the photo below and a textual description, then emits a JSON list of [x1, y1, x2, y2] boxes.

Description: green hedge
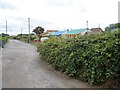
[[0, 36, 8, 43], [0, 36, 8, 48], [14, 35, 36, 42], [37, 31, 120, 85]]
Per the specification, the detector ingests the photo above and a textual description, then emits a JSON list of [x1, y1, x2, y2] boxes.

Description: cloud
[[0, 0, 119, 35], [0, 1, 15, 10], [11, 16, 53, 29], [45, 0, 73, 7], [0, 15, 54, 35]]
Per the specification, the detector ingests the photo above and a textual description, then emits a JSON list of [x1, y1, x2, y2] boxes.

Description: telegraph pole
[[28, 18, 30, 43], [6, 21, 7, 34], [11, 29, 12, 36], [21, 28, 22, 34]]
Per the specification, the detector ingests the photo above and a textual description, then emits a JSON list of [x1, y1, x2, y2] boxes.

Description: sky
[[0, 0, 119, 35]]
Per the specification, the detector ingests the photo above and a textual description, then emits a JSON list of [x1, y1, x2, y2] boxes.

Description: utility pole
[[11, 29, 12, 36], [21, 28, 22, 34], [28, 18, 30, 43], [6, 21, 7, 34], [21, 28, 22, 39]]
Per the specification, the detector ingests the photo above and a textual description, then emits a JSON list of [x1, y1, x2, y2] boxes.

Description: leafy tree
[[105, 23, 120, 31], [105, 27, 111, 32], [115, 23, 120, 28], [0, 33, 9, 37], [32, 26, 44, 41]]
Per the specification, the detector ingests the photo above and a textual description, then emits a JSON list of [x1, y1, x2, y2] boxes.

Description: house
[[54, 31, 66, 37], [46, 30, 58, 32], [43, 30, 58, 37], [63, 28, 87, 38], [85, 28, 103, 35]]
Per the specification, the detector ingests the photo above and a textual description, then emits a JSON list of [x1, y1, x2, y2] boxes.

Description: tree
[[32, 26, 44, 41], [105, 26, 111, 32], [105, 23, 120, 31], [115, 23, 120, 28]]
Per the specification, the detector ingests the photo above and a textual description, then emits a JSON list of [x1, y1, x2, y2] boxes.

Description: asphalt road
[[0, 48, 2, 89], [2, 39, 99, 88]]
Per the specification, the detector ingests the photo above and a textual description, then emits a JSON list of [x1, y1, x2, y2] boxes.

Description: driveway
[[2, 39, 99, 88]]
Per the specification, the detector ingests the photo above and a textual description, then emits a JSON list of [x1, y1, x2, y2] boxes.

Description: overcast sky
[[0, 0, 119, 35]]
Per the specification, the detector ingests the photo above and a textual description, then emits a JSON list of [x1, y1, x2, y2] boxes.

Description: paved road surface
[[2, 40, 99, 88], [0, 48, 2, 89]]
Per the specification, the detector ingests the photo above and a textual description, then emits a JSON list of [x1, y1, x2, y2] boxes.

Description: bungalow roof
[[45, 32, 55, 36], [84, 28, 103, 35], [54, 31, 66, 36], [47, 30, 58, 32], [90, 28, 103, 32], [64, 28, 87, 35]]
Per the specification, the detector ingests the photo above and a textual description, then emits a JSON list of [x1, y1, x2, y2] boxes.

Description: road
[[2, 39, 99, 88], [0, 48, 2, 89]]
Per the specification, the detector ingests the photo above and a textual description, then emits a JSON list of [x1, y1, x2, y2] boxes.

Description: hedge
[[0, 36, 8, 48], [37, 31, 120, 85]]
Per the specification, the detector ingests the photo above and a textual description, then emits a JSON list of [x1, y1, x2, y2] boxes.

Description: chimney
[[86, 21, 89, 30], [99, 24, 101, 28]]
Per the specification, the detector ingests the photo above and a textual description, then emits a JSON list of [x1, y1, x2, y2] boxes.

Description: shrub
[[0, 35, 8, 48], [37, 31, 120, 85]]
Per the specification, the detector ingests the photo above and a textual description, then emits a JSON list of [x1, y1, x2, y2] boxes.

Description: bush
[[0, 35, 8, 48], [37, 31, 120, 85]]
